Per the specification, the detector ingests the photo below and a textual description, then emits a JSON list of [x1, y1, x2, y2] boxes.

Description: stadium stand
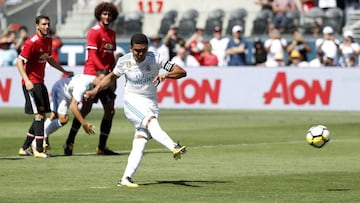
[[323, 7, 344, 34], [302, 7, 325, 35], [203, 9, 225, 39], [345, 6, 360, 39], [3, 0, 76, 35], [283, 10, 301, 34], [178, 9, 199, 39], [225, 8, 247, 36], [122, 10, 143, 36], [157, 9, 178, 36], [251, 9, 273, 35]]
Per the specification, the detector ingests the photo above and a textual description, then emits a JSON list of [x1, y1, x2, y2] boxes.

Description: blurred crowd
[[1, 0, 359, 68], [154, 0, 359, 68], [0, 24, 62, 67], [151, 23, 359, 68]]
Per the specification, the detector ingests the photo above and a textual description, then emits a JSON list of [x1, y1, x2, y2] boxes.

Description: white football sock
[[122, 138, 147, 179], [44, 118, 51, 138], [45, 118, 62, 138], [147, 119, 175, 151]]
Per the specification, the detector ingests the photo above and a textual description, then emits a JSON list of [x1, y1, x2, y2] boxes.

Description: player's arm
[[153, 62, 187, 87], [69, 98, 95, 135], [15, 57, 33, 91], [88, 49, 108, 71], [47, 57, 74, 76], [86, 72, 118, 99]]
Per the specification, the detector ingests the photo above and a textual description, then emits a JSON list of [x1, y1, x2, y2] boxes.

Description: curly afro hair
[[94, 2, 119, 23]]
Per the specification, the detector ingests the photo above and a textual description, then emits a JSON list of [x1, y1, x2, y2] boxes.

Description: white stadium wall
[[1, 66, 360, 111]]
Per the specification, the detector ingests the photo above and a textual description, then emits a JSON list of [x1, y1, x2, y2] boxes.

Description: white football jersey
[[113, 51, 174, 99], [63, 74, 95, 102]]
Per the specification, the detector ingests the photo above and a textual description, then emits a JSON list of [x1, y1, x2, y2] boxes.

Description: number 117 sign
[[138, 0, 164, 13]]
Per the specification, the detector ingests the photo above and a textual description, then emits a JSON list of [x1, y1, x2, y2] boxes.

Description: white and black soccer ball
[[306, 125, 330, 148]]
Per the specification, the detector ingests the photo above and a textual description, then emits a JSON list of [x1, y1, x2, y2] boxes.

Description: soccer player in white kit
[[86, 33, 187, 187], [39, 73, 105, 151]]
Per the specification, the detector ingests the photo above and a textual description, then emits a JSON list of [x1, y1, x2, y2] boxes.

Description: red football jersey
[[84, 23, 116, 75], [19, 32, 52, 84]]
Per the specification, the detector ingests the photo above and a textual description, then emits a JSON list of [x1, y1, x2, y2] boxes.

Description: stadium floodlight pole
[[56, 0, 61, 29], [36, 0, 50, 16]]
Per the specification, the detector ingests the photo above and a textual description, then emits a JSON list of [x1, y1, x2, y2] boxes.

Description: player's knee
[[145, 116, 157, 128], [58, 115, 69, 125], [134, 134, 148, 140], [104, 107, 115, 119]]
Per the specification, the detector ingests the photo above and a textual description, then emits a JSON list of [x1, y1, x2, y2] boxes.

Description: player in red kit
[[16, 15, 73, 158], [64, 2, 120, 156]]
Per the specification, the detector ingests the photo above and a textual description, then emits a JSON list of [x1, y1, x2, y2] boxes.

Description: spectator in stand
[[209, 26, 229, 67], [0, 45, 18, 66], [255, 0, 274, 12], [255, 0, 274, 23], [265, 52, 285, 67], [163, 25, 183, 60], [288, 50, 309, 67], [1, 29, 17, 45], [149, 34, 169, 60], [185, 27, 206, 64], [348, 56, 357, 67], [252, 38, 267, 66], [0, 30, 18, 66], [264, 29, 287, 65], [50, 28, 62, 63], [171, 46, 200, 68], [272, 0, 298, 33], [317, 0, 345, 10], [15, 26, 28, 54], [339, 30, 360, 67], [315, 26, 340, 66], [309, 50, 325, 67], [324, 55, 335, 66], [286, 30, 312, 63], [225, 25, 248, 66], [199, 42, 218, 66], [300, 0, 314, 13]]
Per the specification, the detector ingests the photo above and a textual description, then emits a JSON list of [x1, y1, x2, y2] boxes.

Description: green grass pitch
[[0, 108, 360, 203]]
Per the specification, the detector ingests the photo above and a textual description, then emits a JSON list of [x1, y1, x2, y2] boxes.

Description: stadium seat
[[181, 9, 199, 20], [124, 19, 143, 35], [225, 8, 247, 36], [229, 8, 248, 20], [127, 10, 143, 21], [158, 18, 175, 36], [302, 7, 325, 35], [252, 18, 268, 35], [178, 19, 197, 39], [207, 8, 225, 20], [158, 9, 178, 36], [114, 14, 126, 35], [284, 10, 301, 33], [204, 18, 223, 38], [123, 11, 143, 36], [163, 9, 178, 20], [226, 18, 245, 36], [251, 9, 272, 35], [203, 9, 225, 39], [323, 8, 344, 34]]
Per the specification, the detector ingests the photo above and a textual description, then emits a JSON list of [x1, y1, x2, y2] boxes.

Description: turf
[[0, 108, 360, 203]]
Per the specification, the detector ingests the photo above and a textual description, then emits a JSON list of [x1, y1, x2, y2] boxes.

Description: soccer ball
[[306, 125, 330, 148]]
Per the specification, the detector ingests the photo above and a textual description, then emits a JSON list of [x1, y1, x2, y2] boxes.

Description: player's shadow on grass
[[50, 149, 168, 157], [0, 157, 24, 160], [141, 180, 230, 187]]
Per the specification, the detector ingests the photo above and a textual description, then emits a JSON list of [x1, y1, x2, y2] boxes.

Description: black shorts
[[93, 88, 117, 105], [23, 83, 51, 115]]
